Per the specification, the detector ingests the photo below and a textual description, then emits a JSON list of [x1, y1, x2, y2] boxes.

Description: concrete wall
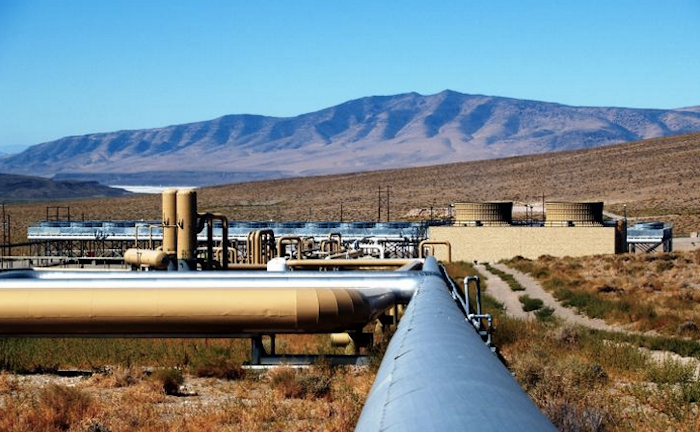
[[428, 226, 617, 262]]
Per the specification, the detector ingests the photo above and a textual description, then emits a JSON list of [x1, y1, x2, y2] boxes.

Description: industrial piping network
[[0, 187, 556, 430], [0, 258, 555, 430]]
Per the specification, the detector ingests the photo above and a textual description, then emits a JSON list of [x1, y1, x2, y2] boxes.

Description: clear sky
[[1, 0, 699, 153]]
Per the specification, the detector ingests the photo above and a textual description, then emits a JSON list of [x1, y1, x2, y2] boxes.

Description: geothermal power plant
[[0, 189, 675, 430]]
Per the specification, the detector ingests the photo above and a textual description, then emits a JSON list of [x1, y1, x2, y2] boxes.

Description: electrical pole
[[377, 186, 382, 222], [542, 192, 545, 223], [386, 186, 390, 222], [340, 201, 343, 223]]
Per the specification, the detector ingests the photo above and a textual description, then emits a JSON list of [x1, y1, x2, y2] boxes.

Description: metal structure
[[545, 201, 604, 226], [0, 257, 555, 430], [1, 187, 557, 429], [453, 201, 513, 226], [27, 220, 427, 260], [356, 259, 556, 432], [627, 221, 673, 253]]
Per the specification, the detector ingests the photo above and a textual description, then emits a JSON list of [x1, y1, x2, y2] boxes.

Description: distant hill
[[0, 173, 130, 201], [1, 90, 700, 184], [5, 132, 700, 243]]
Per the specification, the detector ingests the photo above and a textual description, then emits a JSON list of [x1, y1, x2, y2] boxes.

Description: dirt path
[[490, 263, 622, 332], [474, 264, 529, 319], [479, 263, 700, 373]]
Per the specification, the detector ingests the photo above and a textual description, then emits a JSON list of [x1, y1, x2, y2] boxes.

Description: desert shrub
[[111, 365, 142, 387], [681, 380, 700, 403], [558, 289, 614, 319], [655, 260, 675, 272], [190, 346, 246, 380], [519, 295, 544, 312], [0, 371, 19, 394], [492, 315, 533, 347], [270, 367, 302, 398], [298, 373, 332, 399], [269, 366, 333, 399], [151, 368, 184, 395], [535, 306, 555, 322], [582, 337, 649, 376], [566, 358, 608, 389], [543, 401, 610, 432], [35, 384, 97, 431], [554, 325, 581, 347], [645, 358, 695, 384]]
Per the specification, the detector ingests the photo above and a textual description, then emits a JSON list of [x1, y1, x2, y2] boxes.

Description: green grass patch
[[535, 306, 555, 322], [484, 263, 525, 291], [519, 295, 544, 312], [645, 358, 695, 384]]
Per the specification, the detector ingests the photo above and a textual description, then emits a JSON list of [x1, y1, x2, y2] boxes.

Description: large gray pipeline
[[355, 257, 556, 432]]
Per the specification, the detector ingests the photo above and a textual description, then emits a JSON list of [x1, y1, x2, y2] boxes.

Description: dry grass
[[507, 251, 700, 336], [4, 132, 700, 246], [447, 260, 700, 431], [0, 334, 376, 431]]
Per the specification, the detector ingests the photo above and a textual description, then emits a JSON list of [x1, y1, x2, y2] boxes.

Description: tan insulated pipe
[[162, 189, 178, 256], [418, 240, 452, 262], [124, 249, 170, 270], [176, 189, 198, 268], [0, 272, 422, 335], [277, 236, 302, 259]]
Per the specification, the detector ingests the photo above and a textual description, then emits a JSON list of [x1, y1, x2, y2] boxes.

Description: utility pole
[[377, 186, 382, 222], [340, 201, 343, 223], [386, 186, 390, 222], [542, 192, 545, 223]]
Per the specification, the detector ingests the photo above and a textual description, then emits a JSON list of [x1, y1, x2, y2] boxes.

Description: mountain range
[[1, 90, 699, 185]]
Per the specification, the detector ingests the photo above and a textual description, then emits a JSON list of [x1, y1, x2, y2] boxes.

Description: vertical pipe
[[206, 217, 214, 270], [176, 189, 198, 271], [162, 189, 178, 270]]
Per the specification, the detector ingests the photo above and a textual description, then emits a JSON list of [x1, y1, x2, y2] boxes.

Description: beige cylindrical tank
[[453, 202, 513, 226], [162, 189, 178, 255], [176, 189, 198, 262], [545, 202, 603, 226], [124, 248, 170, 270]]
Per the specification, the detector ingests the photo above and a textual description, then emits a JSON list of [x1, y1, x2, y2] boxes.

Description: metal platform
[[28, 220, 427, 242], [626, 222, 673, 252]]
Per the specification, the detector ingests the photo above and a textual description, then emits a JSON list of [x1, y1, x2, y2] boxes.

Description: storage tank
[[453, 202, 513, 226], [545, 202, 603, 226]]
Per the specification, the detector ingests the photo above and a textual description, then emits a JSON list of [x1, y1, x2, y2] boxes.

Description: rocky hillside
[[0, 173, 129, 201], [2, 91, 699, 184]]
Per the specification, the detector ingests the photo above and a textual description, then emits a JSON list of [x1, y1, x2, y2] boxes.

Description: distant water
[[109, 185, 197, 194]]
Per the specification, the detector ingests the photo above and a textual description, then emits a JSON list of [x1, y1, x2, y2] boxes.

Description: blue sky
[[0, 0, 699, 153]]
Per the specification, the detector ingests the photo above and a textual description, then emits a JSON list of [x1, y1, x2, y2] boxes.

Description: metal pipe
[[123, 248, 170, 270], [355, 258, 556, 432], [276, 235, 302, 260], [0, 270, 421, 336], [176, 189, 198, 270], [199, 213, 229, 269], [161, 189, 178, 270], [287, 259, 413, 269], [418, 240, 452, 262]]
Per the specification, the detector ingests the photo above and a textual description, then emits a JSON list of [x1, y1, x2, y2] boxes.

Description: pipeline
[[418, 239, 452, 262], [276, 235, 303, 259], [355, 258, 556, 432], [0, 257, 557, 428], [0, 270, 420, 336]]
